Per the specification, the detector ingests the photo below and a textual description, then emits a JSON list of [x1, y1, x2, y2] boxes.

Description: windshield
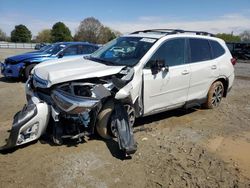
[[90, 37, 157, 66], [39, 44, 52, 51], [43, 44, 67, 55]]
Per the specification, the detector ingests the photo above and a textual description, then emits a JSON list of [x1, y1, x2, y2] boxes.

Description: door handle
[[211, 65, 217, 69], [182, 70, 189, 75]]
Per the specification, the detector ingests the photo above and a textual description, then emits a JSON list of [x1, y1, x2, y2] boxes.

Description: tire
[[96, 100, 114, 139], [204, 81, 224, 109], [25, 64, 36, 80]]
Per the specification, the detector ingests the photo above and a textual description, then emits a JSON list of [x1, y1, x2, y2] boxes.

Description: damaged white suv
[[2, 29, 235, 154]]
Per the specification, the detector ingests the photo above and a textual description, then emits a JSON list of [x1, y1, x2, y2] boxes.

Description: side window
[[210, 40, 225, 58], [189, 39, 212, 63], [63, 45, 78, 56], [147, 38, 185, 68], [80, 45, 97, 54]]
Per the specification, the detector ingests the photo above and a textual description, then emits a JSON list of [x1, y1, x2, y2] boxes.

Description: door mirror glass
[[58, 52, 64, 58], [149, 59, 168, 75]]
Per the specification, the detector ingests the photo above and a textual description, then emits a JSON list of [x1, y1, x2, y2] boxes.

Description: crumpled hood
[[33, 57, 125, 86], [7, 52, 51, 62]]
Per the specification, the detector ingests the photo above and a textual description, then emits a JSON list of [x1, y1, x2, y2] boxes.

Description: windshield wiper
[[86, 56, 116, 66]]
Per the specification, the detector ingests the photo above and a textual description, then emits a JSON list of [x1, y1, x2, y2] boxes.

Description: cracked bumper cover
[[0, 97, 50, 150]]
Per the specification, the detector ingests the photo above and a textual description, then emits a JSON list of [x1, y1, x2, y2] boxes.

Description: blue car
[[1, 42, 99, 80]]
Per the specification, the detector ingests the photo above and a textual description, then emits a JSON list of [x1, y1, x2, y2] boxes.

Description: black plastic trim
[[184, 98, 207, 109]]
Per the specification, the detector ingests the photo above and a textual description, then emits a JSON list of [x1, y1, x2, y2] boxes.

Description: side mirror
[[58, 52, 64, 58], [149, 59, 168, 75]]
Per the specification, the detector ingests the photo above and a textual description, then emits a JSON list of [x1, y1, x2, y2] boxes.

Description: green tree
[[11, 24, 32, 42], [0, 29, 7, 41], [215, 33, 241, 42], [51, 22, 72, 42], [35, 29, 51, 43], [74, 17, 102, 43], [74, 17, 119, 44], [97, 27, 116, 44]]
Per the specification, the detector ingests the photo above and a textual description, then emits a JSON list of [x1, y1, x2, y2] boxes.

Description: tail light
[[231, 58, 237, 66]]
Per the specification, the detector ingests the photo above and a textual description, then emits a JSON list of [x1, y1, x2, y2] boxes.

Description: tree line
[[0, 17, 250, 43], [0, 17, 121, 44]]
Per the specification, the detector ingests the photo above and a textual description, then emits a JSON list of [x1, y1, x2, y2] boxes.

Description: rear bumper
[[228, 72, 235, 91], [224, 72, 235, 96], [227, 85, 232, 93]]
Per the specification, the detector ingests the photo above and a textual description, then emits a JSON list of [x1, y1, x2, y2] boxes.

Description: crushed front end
[[2, 66, 138, 156], [27, 74, 113, 144]]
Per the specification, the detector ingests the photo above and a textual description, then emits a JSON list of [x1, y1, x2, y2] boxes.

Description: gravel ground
[[0, 49, 250, 188]]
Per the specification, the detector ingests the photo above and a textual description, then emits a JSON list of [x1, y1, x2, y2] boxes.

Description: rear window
[[189, 38, 212, 63], [210, 40, 225, 58]]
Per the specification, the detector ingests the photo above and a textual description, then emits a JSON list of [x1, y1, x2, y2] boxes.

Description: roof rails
[[131, 29, 215, 37]]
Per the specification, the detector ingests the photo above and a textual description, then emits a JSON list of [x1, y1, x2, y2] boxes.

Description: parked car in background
[[1, 42, 99, 80], [27, 44, 54, 54], [34, 43, 48, 50], [226, 42, 250, 60]]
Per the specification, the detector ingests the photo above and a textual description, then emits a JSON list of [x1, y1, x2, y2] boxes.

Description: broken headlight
[[51, 89, 100, 114], [52, 82, 111, 114]]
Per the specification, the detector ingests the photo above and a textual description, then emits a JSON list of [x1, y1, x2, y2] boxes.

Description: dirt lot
[[0, 49, 250, 188]]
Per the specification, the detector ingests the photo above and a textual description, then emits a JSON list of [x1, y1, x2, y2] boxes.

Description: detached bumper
[[0, 97, 50, 150]]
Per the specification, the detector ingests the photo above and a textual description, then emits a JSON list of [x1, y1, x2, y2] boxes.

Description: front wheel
[[109, 104, 135, 137], [96, 101, 136, 139], [96, 100, 114, 139], [24, 64, 36, 80], [204, 81, 224, 109]]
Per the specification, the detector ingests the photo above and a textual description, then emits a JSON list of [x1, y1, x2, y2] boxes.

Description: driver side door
[[143, 38, 191, 115]]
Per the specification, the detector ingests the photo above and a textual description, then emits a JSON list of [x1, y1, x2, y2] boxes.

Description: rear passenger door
[[187, 38, 219, 101]]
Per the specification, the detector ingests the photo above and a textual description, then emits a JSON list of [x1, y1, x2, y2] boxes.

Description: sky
[[0, 0, 250, 37]]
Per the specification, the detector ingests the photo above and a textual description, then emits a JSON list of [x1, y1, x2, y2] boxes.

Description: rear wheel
[[25, 64, 36, 80], [204, 81, 224, 109]]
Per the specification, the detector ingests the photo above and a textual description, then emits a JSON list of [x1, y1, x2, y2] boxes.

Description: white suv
[[3, 29, 235, 151]]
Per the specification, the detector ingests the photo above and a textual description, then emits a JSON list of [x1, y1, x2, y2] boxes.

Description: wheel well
[[215, 78, 229, 97], [20, 62, 38, 77]]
